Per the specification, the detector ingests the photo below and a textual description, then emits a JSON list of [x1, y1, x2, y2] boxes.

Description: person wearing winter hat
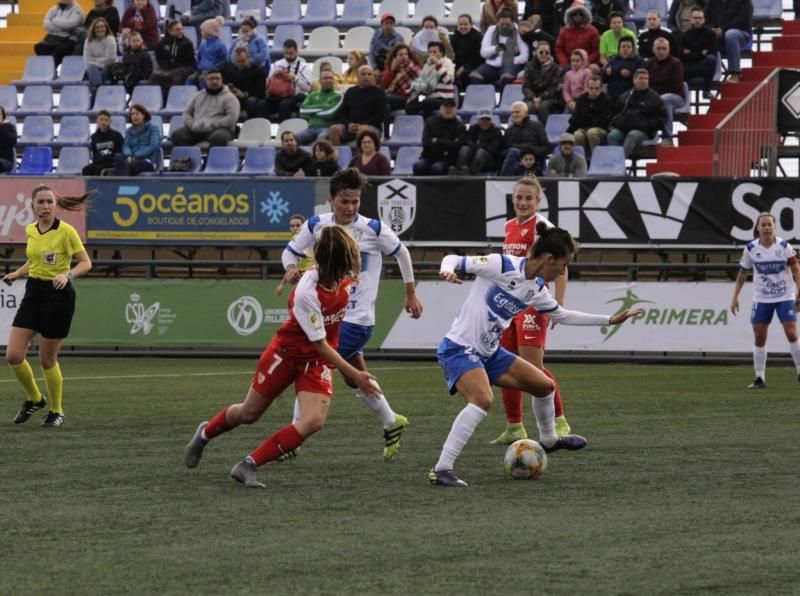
[[555, 1, 599, 69], [189, 16, 228, 85], [369, 12, 403, 73]]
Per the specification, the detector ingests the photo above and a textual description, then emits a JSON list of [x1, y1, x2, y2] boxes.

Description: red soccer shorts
[[500, 307, 548, 351], [252, 339, 334, 400]]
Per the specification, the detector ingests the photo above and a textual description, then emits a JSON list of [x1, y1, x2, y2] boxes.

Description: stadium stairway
[[647, 20, 800, 177], [0, 0, 94, 84]]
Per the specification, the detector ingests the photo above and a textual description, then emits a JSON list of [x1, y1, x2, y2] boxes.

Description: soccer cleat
[[747, 377, 766, 389], [543, 434, 587, 453], [489, 423, 528, 445], [276, 447, 300, 462], [428, 468, 468, 488], [184, 421, 208, 468], [13, 396, 47, 424], [383, 414, 409, 461], [40, 411, 64, 428], [230, 459, 265, 489], [554, 416, 572, 437]]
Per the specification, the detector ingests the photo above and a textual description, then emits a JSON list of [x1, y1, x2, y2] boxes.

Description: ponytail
[[32, 185, 92, 211], [532, 223, 578, 259]]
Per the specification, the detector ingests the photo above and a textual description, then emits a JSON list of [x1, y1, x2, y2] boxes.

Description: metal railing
[[713, 69, 780, 177]]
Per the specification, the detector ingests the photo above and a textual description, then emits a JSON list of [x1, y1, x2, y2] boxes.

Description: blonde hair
[[753, 212, 776, 238], [314, 225, 361, 290], [32, 185, 92, 211], [514, 175, 542, 195]]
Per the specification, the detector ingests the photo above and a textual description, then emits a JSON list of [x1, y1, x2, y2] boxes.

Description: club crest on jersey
[[377, 179, 416, 235], [521, 229, 529, 237]]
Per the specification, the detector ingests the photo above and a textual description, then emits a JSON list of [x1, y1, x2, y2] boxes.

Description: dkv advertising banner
[[86, 179, 314, 245], [381, 281, 782, 353], [0, 178, 88, 244]]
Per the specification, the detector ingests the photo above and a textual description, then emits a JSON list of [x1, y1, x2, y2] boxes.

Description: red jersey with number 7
[[503, 214, 554, 257]]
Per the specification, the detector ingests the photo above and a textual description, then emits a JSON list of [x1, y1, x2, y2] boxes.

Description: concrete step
[[656, 145, 714, 162]]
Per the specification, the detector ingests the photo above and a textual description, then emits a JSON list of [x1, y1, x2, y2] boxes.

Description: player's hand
[[274, 281, 285, 296], [609, 308, 643, 325], [353, 372, 380, 398], [730, 298, 739, 315], [52, 274, 69, 290], [2, 273, 14, 286], [283, 267, 303, 285], [405, 293, 423, 319], [440, 271, 462, 284]]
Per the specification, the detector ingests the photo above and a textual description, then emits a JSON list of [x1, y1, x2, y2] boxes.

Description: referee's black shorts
[[12, 278, 76, 339]]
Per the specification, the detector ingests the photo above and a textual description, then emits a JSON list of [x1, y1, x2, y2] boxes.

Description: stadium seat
[[130, 85, 164, 113], [234, 0, 265, 20], [111, 115, 127, 133], [165, 0, 191, 21], [338, 0, 373, 27], [753, 0, 782, 21], [12, 56, 55, 87], [272, 25, 305, 55], [311, 56, 344, 79], [184, 26, 198, 49], [458, 84, 495, 117], [53, 115, 90, 146], [0, 86, 19, 115], [240, 146, 276, 175], [55, 146, 90, 174], [392, 145, 422, 175], [368, 0, 409, 26], [394, 26, 413, 45], [231, 117, 272, 148], [18, 116, 54, 146], [441, 0, 481, 26], [385, 115, 424, 149], [675, 82, 691, 116], [55, 85, 91, 115], [219, 25, 233, 50], [587, 146, 626, 176], [14, 86, 53, 117], [92, 85, 127, 114], [201, 146, 241, 175], [342, 26, 375, 53], [336, 145, 353, 169], [401, 0, 446, 26], [303, 0, 336, 26], [149, 115, 164, 139], [630, 0, 668, 26], [160, 85, 197, 117], [273, 118, 309, 145], [379, 145, 391, 161], [164, 146, 202, 175], [15, 146, 53, 174], [267, 0, 301, 25], [496, 84, 524, 117], [303, 27, 341, 58], [545, 114, 571, 144], [52, 56, 87, 88], [162, 115, 184, 149]]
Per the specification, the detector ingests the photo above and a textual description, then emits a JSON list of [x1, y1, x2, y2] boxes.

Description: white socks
[[435, 403, 487, 472], [753, 345, 767, 380], [789, 340, 800, 374], [355, 387, 397, 428], [532, 391, 557, 448]]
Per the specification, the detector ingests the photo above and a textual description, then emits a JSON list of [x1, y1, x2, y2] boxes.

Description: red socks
[[205, 406, 233, 440], [500, 388, 523, 424], [250, 424, 305, 466], [543, 368, 564, 418]]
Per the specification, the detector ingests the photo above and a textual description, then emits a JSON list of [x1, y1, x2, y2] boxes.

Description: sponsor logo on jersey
[[377, 179, 417, 235], [522, 313, 541, 332]]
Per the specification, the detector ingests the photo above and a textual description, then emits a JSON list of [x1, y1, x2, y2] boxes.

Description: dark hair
[[356, 128, 380, 152], [205, 68, 222, 77], [165, 19, 181, 33], [457, 13, 473, 24], [241, 15, 258, 29], [129, 103, 151, 121], [587, 74, 603, 85], [283, 38, 298, 50], [427, 40, 445, 53], [532, 223, 579, 259], [289, 213, 306, 224], [519, 147, 537, 159], [0, 106, 6, 120], [690, 5, 705, 13], [233, 46, 249, 56], [314, 225, 361, 290], [32, 184, 92, 212], [497, 10, 515, 21], [753, 212, 775, 238], [386, 43, 412, 69], [312, 139, 339, 162], [608, 11, 625, 22], [421, 15, 438, 27], [330, 167, 368, 198], [280, 130, 296, 142], [97, 109, 111, 119], [618, 35, 636, 50], [634, 67, 649, 77]]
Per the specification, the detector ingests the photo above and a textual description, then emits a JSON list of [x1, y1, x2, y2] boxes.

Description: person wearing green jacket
[[599, 12, 638, 67], [295, 70, 343, 145]]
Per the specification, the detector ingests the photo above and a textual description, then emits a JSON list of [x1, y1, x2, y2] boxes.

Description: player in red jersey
[[183, 225, 380, 488], [490, 176, 572, 445]]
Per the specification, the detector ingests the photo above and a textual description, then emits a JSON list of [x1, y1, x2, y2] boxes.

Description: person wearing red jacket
[[555, 2, 599, 70]]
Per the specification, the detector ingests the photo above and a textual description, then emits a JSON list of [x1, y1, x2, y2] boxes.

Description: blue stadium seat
[[18, 116, 54, 146], [92, 85, 127, 114], [164, 146, 202, 175], [379, 145, 391, 161], [240, 146, 276, 175], [385, 115, 424, 149], [201, 146, 241, 175], [53, 115, 90, 146], [15, 85, 53, 117], [111, 115, 128, 134], [303, 0, 336, 26], [368, 0, 409, 26], [165, 0, 191, 20], [753, 0, 782, 21], [545, 114, 571, 144], [219, 25, 233, 49], [587, 146, 626, 176], [0, 86, 19, 115], [336, 145, 353, 169], [630, 0, 668, 26], [130, 85, 164, 113], [496, 84, 523, 117], [162, 114, 185, 149], [272, 25, 305, 55], [234, 0, 266, 21], [55, 85, 91, 116], [15, 146, 53, 174], [55, 146, 90, 174], [160, 85, 197, 117], [392, 146, 422, 175], [268, 0, 301, 25], [184, 26, 198, 49], [12, 56, 55, 87], [52, 56, 87, 88], [338, 0, 373, 27], [458, 84, 495, 117]]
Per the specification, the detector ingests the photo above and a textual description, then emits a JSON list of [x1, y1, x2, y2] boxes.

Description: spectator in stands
[[608, 68, 667, 157], [499, 101, 549, 175], [470, 10, 529, 89], [502, 146, 538, 176], [381, 44, 421, 112], [591, 0, 627, 34], [182, 0, 224, 29], [83, 17, 116, 89], [120, 0, 158, 49], [265, 39, 312, 122], [522, 42, 563, 125], [341, 51, 369, 90], [480, 0, 519, 34], [452, 108, 504, 175], [82, 109, 123, 175], [85, 0, 119, 35], [296, 70, 342, 144], [410, 16, 455, 64], [705, 0, 752, 83], [171, 69, 240, 147], [304, 140, 340, 177], [451, 14, 484, 91], [413, 98, 466, 175], [276, 131, 312, 177], [680, 6, 719, 98], [604, 36, 646, 101], [150, 20, 196, 98], [189, 17, 228, 85], [599, 12, 638, 67], [563, 48, 592, 112], [518, 14, 556, 57], [406, 41, 456, 118], [35, 0, 85, 67], [546, 132, 587, 176], [310, 61, 344, 92], [328, 65, 386, 146], [370, 12, 404, 74], [349, 128, 391, 176], [113, 103, 160, 175], [647, 37, 684, 146], [638, 11, 680, 59], [555, 2, 600, 70], [669, 0, 700, 33], [228, 16, 268, 69], [0, 106, 17, 174], [523, 0, 556, 36], [223, 47, 267, 119], [567, 74, 615, 158], [117, 32, 153, 93]]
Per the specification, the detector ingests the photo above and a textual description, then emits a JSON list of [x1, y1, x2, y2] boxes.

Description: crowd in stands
[[0, 0, 762, 176]]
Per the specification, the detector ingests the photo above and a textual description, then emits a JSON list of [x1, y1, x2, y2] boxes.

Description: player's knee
[[5, 351, 23, 366], [238, 408, 261, 425], [533, 378, 555, 397], [297, 415, 325, 435], [472, 393, 493, 411]]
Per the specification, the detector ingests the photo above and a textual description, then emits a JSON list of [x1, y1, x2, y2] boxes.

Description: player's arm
[[440, 254, 502, 284], [789, 257, 800, 306], [311, 338, 380, 397], [392, 244, 423, 318], [730, 268, 749, 315], [534, 286, 641, 326], [2, 260, 30, 284], [281, 223, 315, 285], [53, 250, 92, 290]]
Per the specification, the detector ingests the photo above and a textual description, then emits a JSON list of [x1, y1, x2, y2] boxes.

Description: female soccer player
[[184, 225, 380, 488], [3, 185, 92, 428], [430, 223, 641, 487], [730, 212, 800, 389], [491, 176, 572, 445]]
